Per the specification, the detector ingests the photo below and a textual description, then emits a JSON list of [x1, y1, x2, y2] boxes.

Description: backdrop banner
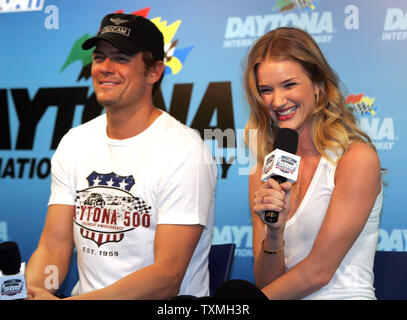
[[1, 0, 406, 292]]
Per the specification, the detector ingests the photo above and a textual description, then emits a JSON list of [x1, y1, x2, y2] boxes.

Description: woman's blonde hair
[[244, 27, 375, 164]]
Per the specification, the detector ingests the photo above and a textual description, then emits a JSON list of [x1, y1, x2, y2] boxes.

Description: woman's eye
[[259, 88, 272, 94]]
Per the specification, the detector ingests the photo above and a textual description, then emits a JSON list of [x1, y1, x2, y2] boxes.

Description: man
[[26, 13, 217, 300]]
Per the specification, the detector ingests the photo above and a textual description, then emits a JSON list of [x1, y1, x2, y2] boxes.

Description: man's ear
[[148, 60, 165, 85]]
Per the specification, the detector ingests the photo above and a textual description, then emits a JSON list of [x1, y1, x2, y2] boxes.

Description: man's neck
[[105, 102, 162, 140]]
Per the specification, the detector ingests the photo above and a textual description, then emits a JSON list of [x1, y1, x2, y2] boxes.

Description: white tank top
[[284, 151, 382, 300]]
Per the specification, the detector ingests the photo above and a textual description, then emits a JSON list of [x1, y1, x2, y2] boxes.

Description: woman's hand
[[253, 178, 293, 230]]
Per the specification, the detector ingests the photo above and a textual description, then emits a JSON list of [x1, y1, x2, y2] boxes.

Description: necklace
[[295, 180, 300, 211], [286, 181, 300, 220]]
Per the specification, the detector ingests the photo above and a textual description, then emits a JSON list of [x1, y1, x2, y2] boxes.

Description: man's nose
[[99, 58, 115, 74]]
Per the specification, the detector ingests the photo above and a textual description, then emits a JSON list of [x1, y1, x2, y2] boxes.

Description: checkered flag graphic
[[359, 102, 373, 115], [132, 197, 152, 214]]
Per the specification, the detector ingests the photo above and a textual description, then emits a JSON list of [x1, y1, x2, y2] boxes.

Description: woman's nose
[[272, 89, 287, 109]]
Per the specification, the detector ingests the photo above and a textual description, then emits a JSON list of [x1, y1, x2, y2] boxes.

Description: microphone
[[0, 241, 27, 300], [261, 128, 300, 223], [212, 279, 268, 300]]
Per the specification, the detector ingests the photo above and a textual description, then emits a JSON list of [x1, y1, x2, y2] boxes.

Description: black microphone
[[212, 279, 268, 300], [0, 241, 28, 300], [261, 128, 299, 223]]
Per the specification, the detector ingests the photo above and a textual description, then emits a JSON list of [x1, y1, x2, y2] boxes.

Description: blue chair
[[373, 250, 407, 300], [208, 243, 236, 296]]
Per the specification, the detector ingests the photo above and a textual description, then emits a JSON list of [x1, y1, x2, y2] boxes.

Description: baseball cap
[[82, 13, 164, 60]]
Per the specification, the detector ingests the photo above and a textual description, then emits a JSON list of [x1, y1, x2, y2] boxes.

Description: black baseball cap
[[82, 13, 164, 60]]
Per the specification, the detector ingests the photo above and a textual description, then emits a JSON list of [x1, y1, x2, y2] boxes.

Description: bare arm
[[252, 143, 381, 299], [63, 223, 203, 300], [26, 204, 75, 292], [249, 165, 292, 287]]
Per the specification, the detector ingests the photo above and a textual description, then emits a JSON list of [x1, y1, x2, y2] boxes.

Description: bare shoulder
[[335, 142, 381, 192], [338, 142, 380, 170]]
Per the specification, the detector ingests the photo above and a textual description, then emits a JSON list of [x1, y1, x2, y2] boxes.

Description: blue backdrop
[[1, 0, 406, 293]]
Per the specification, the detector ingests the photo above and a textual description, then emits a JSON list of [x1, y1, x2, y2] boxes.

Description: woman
[[245, 27, 382, 299]]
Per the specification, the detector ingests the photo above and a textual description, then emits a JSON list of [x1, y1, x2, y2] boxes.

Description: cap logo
[[110, 18, 129, 25], [101, 26, 131, 37]]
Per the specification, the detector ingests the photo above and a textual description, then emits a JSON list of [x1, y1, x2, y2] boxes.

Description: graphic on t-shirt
[[74, 171, 152, 247]]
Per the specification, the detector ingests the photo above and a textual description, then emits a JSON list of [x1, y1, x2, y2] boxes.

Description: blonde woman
[[246, 27, 382, 299]]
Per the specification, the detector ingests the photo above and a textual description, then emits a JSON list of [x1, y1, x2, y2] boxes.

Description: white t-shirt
[[49, 111, 217, 297]]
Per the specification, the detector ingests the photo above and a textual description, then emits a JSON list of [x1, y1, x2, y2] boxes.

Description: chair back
[[373, 250, 407, 300], [208, 243, 236, 296]]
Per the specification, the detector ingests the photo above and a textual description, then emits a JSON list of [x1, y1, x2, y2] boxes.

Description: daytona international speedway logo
[[60, 7, 193, 79], [0, 0, 44, 13], [346, 93, 396, 151], [273, 0, 318, 12], [223, 0, 331, 48], [345, 93, 377, 116]]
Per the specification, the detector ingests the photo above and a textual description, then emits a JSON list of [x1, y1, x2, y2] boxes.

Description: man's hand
[[27, 287, 60, 300]]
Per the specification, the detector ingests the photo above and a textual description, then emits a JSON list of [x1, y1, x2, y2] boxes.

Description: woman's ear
[[313, 82, 320, 97], [313, 83, 321, 104]]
